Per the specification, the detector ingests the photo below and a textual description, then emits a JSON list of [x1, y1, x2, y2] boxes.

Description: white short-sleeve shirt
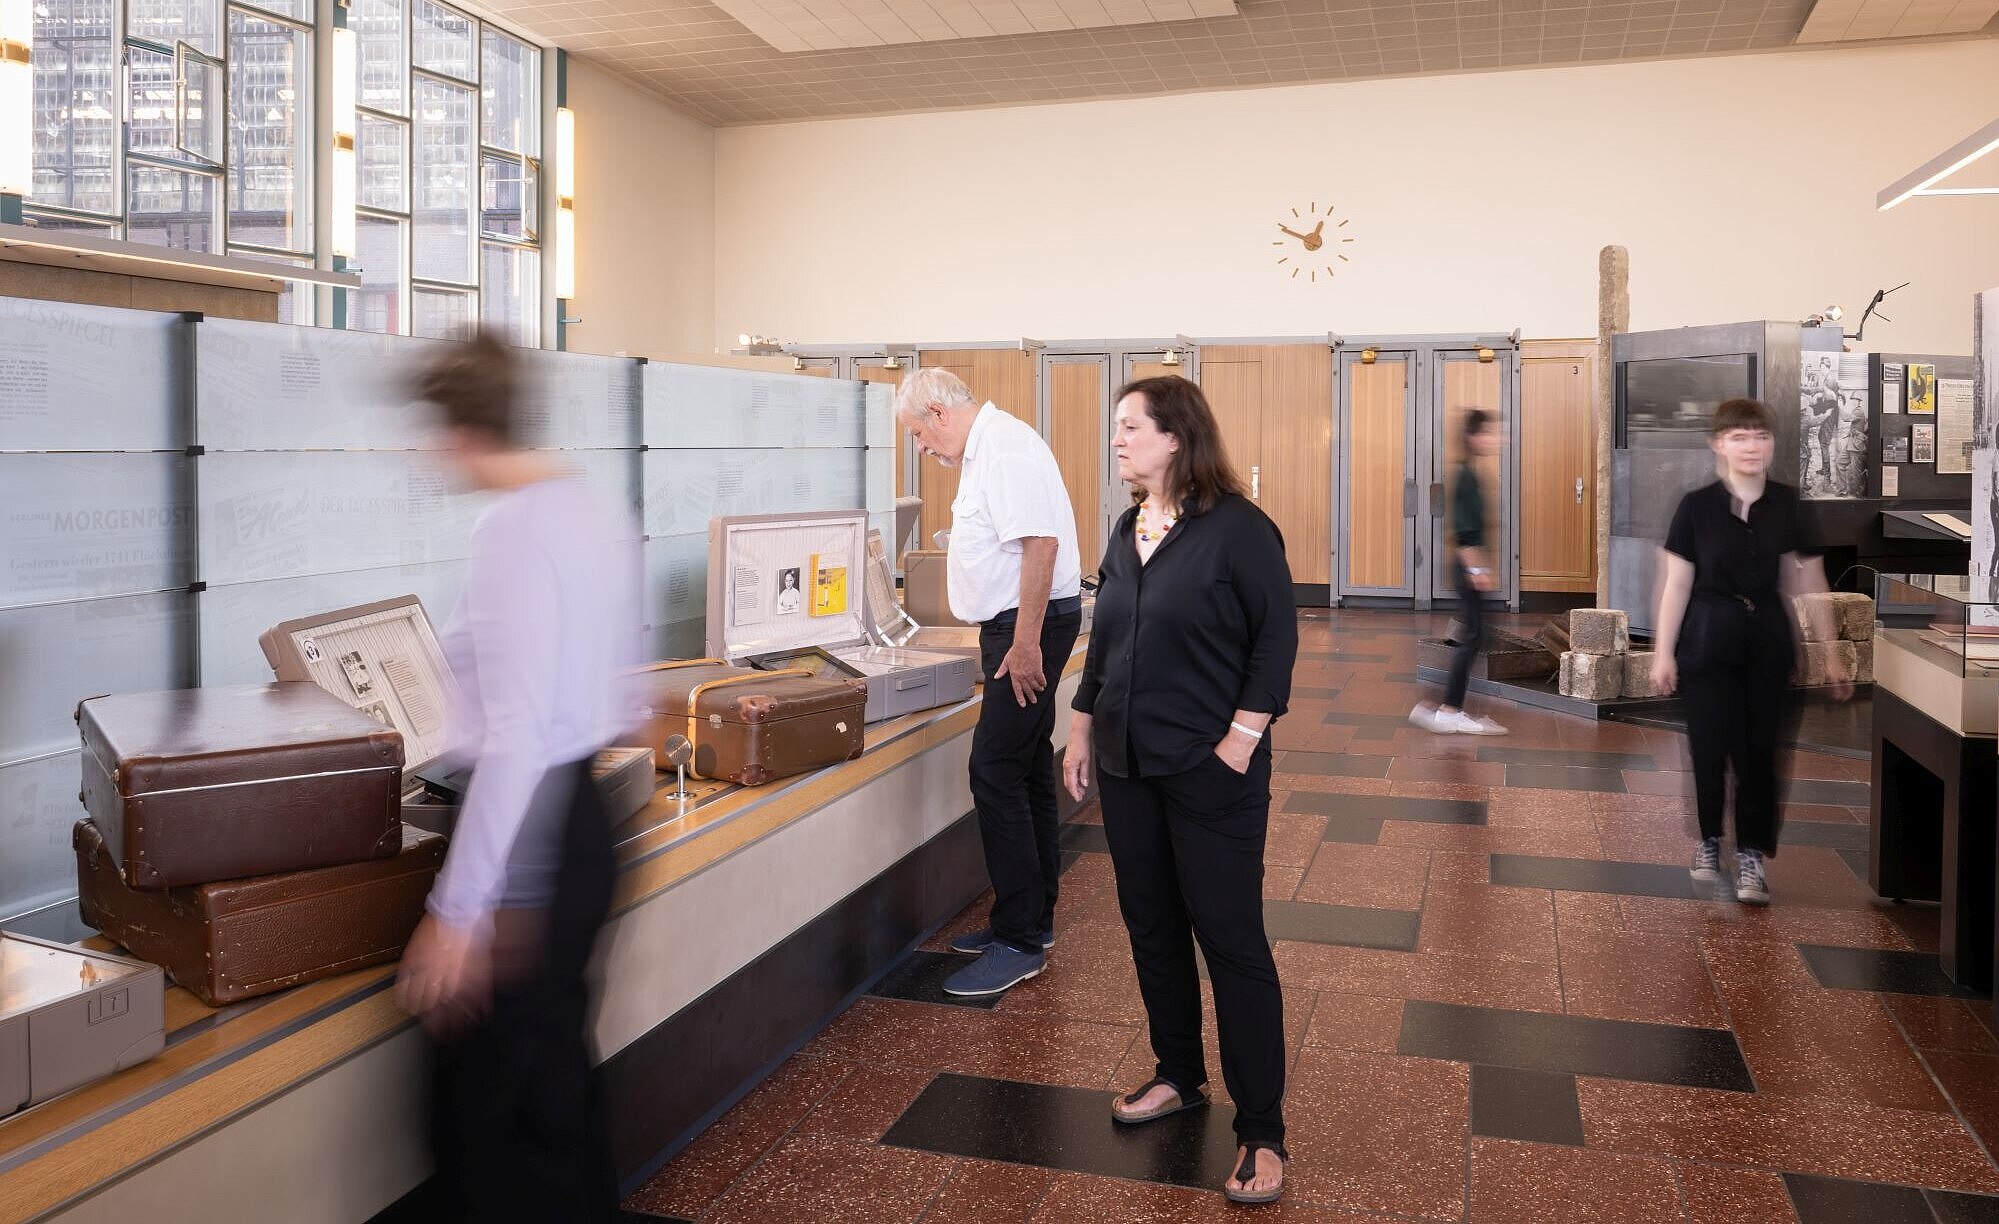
[[946, 403, 1083, 625]]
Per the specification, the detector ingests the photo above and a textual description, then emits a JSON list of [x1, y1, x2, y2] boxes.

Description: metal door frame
[[1335, 347, 1420, 604], [1037, 351, 1117, 573], [1424, 344, 1522, 612]]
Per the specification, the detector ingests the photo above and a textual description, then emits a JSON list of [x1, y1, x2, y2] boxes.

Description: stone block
[[1798, 640, 1857, 688], [1622, 651, 1662, 699], [1569, 608, 1629, 657], [1854, 639, 1874, 685], [1560, 651, 1622, 701], [1829, 592, 1875, 641]]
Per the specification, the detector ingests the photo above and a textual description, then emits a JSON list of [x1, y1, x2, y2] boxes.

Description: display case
[[1873, 572, 1999, 735], [2, 932, 165, 1118], [706, 511, 975, 723]]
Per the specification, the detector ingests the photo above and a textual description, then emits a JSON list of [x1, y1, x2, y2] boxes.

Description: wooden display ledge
[[0, 223, 359, 323], [0, 647, 1085, 1224]]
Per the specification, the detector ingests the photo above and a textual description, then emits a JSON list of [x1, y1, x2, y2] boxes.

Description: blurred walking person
[[1411, 408, 1508, 736], [397, 330, 641, 1222]]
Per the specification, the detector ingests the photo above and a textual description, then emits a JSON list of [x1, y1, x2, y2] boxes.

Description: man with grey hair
[[897, 368, 1082, 997]]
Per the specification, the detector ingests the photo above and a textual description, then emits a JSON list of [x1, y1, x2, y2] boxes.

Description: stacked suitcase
[[73, 682, 444, 1007]]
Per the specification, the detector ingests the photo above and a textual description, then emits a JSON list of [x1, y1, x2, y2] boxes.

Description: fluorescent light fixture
[[555, 106, 575, 299], [0, 0, 31, 197], [331, 27, 356, 258], [1878, 115, 1999, 210]]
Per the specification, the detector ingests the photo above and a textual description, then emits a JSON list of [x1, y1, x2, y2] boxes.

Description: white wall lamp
[[555, 106, 576, 300], [0, 0, 33, 205], [330, 26, 357, 259]]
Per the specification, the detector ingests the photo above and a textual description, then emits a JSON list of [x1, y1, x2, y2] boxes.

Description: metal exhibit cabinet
[[1, 933, 166, 1118], [706, 510, 975, 722]]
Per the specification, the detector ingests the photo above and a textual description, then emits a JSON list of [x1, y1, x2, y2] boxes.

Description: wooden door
[[913, 349, 1036, 550], [1197, 344, 1333, 589], [1046, 357, 1108, 574], [1434, 355, 1507, 603], [1519, 340, 1597, 592], [1340, 352, 1414, 596]]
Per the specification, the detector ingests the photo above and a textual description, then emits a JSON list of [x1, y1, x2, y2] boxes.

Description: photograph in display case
[[1798, 352, 1868, 500], [776, 567, 803, 615]]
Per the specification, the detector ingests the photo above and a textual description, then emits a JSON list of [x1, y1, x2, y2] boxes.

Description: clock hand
[[1277, 224, 1310, 241], [1309, 220, 1325, 238]]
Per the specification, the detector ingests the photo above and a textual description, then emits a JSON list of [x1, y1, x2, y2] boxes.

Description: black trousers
[[1680, 663, 1793, 856], [430, 758, 618, 1224], [970, 605, 1083, 953], [1099, 751, 1285, 1147], [1445, 560, 1486, 710]]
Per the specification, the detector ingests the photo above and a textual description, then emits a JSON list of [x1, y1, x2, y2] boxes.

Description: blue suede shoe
[[942, 944, 1046, 997], [948, 925, 1056, 954]]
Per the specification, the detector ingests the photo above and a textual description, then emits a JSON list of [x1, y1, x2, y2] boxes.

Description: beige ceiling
[[1797, 0, 1997, 42], [498, 0, 1997, 125]]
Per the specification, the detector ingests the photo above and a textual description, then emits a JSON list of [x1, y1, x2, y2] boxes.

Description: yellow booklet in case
[[810, 552, 849, 617]]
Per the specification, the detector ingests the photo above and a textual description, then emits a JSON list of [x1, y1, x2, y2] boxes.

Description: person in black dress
[[1063, 375, 1297, 1205], [1650, 397, 1849, 905]]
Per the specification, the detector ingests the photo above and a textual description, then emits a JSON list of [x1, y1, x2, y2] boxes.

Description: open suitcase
[[259, 596, 657, 834], [76, 684, 404, 889], [75, 819, 444, 1007], [635, 659, 865, 787]]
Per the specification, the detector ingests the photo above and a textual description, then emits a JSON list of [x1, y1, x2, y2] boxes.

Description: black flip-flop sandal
[[1109, 1077, 1208, 1125], [1223, 1140, 1288, 1205]]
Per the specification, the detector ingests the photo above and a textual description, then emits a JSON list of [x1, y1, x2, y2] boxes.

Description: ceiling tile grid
[[499, 0, 1992, 123]]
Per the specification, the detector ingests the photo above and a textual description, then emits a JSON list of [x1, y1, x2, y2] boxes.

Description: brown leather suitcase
[[635, 660, 866, 786], [75, 819, 443, 1007], [77, 684, 404, 889]]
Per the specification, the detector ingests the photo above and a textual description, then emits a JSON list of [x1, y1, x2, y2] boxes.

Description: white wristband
[[1229, 720, 1265, 740]]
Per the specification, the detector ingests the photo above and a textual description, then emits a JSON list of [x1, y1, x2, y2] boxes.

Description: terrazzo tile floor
[[625, 610, 1998, 1223]]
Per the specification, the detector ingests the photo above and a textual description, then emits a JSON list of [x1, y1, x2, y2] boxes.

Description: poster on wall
[[1882, 363, 1904, 415], [1975, 289, 1999, 585], [1799, 352, 1869, 499], [1884, 436, 1911, 463], [1937, 378, 1975, 475], [1909, 363, 1938, 414], [1913, 422, 1937, 465]]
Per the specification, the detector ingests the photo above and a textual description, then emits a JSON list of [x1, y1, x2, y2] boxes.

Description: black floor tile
[[1277, 751, 1393, 778], [1797, 944, 1985, 999], [1836, 847, 1871, 879], [1469, 1065, 1585, 1146], [1396, 1000, 1755, 1093], [1784, 1173, 1937, 1223], [620, 1213, 694, 1223], [882, 1073, 1240, 1190], [1059, 823, 1110, 855], [1930, 1188, 1999, 1223], [1287, 792, 1488, 826], [1291, 685, 1342, 700], [1263, 899, 1420, 952], [868, 950, 1004, 1010], [1781, 820, 1872, 851], [1384, 672, 1422, 684], [1488, 855, 1697, 900], [1786, 778, 1873, 806], [1477, 746, 1658, 771], [1317, 712, 1412, 729], [1298, 651, 1392, 663], [1319, 816, 1385, 844], [1504, 764, 1630, 793]]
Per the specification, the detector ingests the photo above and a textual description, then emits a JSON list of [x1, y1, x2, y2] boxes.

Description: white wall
[[566, 59, 717, 358], [715, 40, 1999, 356]]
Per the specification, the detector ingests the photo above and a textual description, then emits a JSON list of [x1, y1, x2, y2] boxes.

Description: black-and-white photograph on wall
[[1799, 352, 1869, 499], [1974, 289, 1999, 583]]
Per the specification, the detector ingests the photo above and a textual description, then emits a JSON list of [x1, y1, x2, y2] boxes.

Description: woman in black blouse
[[1650, 398, 1848, 906], [1063, 375, 1296, 1205]]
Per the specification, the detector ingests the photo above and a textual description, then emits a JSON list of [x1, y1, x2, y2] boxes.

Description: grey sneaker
[[1736, 849, 1770, 906], [1690, 838, 1722, 882]]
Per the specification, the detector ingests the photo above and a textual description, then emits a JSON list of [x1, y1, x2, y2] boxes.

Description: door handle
[[1403, 479, 1416, 517], [1250, 465, 1260, 501], [1575, 476, 1584, 505], [1430, 482, 1444, 517]]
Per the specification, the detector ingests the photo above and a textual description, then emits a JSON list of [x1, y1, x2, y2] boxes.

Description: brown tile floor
[[626, 610, 1999, 1222]]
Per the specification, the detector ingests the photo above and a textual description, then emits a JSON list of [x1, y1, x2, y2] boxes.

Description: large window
[[21, 0, 546, 346]]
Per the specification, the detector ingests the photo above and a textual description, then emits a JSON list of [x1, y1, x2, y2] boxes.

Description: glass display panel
[[411, 76, 475, 284], [412, 0, 475, 81], [127, 0, 221, 56], [352, 215, 407, 334], [480, 30, 538, 155], [196, 560, 468, 685], [0, 754, 93, 934], [227, 10, 312, 253], [641, 364, 868, 450], [1620, 354, 1754, 450], [867, 446, 894, 514], [0, 592, 194, 765], [359, 113, 408, 211], [126, 162, 218, 253], [0, 298, 185, 452], [515, 349, 641, 450], [0, 454, 192, 606], [641, 449, 866, 538], [478, 242, 539, 349], [411, 285, 473, 339], [643, 533, 709, 657], [197, 318, 443, 448], [353, 0, 407, 115]]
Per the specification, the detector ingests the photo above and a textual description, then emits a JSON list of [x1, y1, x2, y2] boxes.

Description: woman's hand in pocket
[[1213, 734, 1254, 775]]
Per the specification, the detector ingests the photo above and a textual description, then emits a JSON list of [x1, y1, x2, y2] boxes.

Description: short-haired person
[[1412, 408, 1508, 736], [896, 368, 1083, 998], [398, 330, 640, 1221], [1650, 398, 1849, 905], [1064, 376, 1297, 1204]]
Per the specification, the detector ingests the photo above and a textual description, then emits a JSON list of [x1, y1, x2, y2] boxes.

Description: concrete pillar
[[1595, 245, 1629, 609]]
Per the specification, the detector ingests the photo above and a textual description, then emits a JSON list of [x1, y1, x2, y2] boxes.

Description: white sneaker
[[1443, 711, 1509, 736], [1409, 703, 1455, 734]]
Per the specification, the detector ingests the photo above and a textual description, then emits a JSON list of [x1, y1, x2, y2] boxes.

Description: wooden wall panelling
[[1197, 345, 1332, 588], [1518, 340, 1598, 592], [914, 349, 1037, 551], [1048, 362, 1106, 572]]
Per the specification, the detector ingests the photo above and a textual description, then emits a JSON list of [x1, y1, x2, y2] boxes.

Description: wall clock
[[1271, 201, 1353, 283]]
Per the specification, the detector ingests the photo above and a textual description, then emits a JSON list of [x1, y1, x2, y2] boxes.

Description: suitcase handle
[[641, 657, 727, 672], [685, 668, 814, 772]]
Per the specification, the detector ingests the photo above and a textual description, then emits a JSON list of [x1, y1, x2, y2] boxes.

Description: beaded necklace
[[1137, 499, 1180, 544]]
